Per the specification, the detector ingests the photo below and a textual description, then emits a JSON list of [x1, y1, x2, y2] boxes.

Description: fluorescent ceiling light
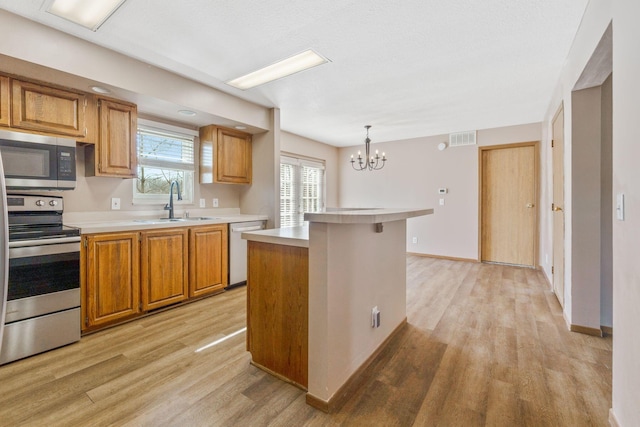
[[227, 49, 329, 90], [47, 0, 126, 31]]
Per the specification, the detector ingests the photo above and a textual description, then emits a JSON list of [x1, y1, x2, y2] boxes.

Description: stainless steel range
[[0, 194, 80, 365]]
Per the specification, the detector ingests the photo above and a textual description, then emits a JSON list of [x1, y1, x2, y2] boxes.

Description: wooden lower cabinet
[[189, 224, 228, 298], [140, 228, 189, 311], [82, 224, 230, 332], [83, 232, 140, 331], [247, 241, 309, 389]]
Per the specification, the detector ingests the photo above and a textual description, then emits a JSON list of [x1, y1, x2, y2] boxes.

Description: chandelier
[[350, 125, 387, 171]]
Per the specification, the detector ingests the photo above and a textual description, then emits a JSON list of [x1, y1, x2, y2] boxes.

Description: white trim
[[609, 408, 620, 427], [138, 118, 198, 137]]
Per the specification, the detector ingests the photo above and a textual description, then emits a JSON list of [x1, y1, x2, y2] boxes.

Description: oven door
[[7, 237, 80, 323]]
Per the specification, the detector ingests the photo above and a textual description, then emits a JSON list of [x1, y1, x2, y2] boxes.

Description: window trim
[[280, 153, 326, 228], [132, 119, 198, 205]]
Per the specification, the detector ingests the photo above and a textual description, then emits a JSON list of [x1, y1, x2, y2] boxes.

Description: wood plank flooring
[[0, 256, 612, 426]]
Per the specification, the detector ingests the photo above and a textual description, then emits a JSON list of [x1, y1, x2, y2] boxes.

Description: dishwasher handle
[[231, 225, 264, 233]]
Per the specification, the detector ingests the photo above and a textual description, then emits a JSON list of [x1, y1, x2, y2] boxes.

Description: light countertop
[[242, 225, 308, 248], [304, 207, 434, 224], [68, 214, 268, 234]]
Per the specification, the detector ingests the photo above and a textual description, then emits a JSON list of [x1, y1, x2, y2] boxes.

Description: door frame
[[551, 104, 565, 306], [478, 141, 540, 266]]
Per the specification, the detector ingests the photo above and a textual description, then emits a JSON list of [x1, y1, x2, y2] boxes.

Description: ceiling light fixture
[[90, 85, 110, 94], [178, 110, 196, 117], [227, 49, 329, 90], [47, 0, 127, 31], [350, 125, 387, 171]]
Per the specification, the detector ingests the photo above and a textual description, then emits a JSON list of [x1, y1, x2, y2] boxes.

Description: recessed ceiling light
[[90, 85, 110, 94], [227, 49, 329, 90], [234, 125, 247, 130], [47, 0, 127, 31], [178, 110, 196, 117]]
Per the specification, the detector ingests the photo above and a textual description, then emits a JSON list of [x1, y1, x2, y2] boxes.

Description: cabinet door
[[11, 79, 87, 137], [97, 98, 137, 177], [141, 228, 189, 311], [216, 127, 252, 184], [189, 224, 228, 297], [0, 76, 9, 127], [84, 232, 140, 330]]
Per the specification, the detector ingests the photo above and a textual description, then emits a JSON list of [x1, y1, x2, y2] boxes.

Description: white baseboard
[[609, 408, 620, 427]]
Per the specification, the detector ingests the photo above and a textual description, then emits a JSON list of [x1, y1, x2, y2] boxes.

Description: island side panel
[[307, 220, 408, 403], [246, 240, 309, 388]]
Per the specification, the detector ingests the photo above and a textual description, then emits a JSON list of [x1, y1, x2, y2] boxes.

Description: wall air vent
[[449, 130, 477, 147]]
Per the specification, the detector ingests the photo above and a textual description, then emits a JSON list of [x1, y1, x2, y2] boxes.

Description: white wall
[[540, 1, 612, 328], [308, 220, 407, 402], [338, 123, 540, 260], [280, 132, 339, 208], [612, 1, 640, 424]]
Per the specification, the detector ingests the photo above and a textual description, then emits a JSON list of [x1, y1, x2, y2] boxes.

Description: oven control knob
[[36, 200, 45, 207], [49, 200, 58, 207]]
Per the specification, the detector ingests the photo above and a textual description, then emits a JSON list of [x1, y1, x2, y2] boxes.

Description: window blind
[[280, 155, 325, 227]]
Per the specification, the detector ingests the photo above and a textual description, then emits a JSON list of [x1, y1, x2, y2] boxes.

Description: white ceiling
[[0, 0, 588, 147]]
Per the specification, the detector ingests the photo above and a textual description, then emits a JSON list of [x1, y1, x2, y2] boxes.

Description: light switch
[[199, 198, 205, 208], [439, 198, 445, 206], [616, 193, 625, 221]]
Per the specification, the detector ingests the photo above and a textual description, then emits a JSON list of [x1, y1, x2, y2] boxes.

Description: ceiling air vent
[[449, 130, 477, 147]]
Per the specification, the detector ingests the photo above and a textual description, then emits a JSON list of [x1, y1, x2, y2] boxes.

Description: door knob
[[526, 203, 535, 208]]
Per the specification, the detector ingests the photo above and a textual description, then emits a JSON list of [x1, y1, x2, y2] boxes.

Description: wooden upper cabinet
[[200, 125, 252, 184], [189, 224, 228, 298], [140, 228, 189, 311], [98, 98, 137, 177], [11, 79, 87, 137], [86, 97, 137, 178], [84, 232, 140, 331], [0, 76, 9, 127]]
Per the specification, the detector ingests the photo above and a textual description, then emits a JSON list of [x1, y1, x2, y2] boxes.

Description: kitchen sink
[[132, 217, 221, 224], [183, 216, 222, 221]]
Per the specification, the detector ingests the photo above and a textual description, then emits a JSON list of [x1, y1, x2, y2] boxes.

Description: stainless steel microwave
[[0, 129, 76, 190]]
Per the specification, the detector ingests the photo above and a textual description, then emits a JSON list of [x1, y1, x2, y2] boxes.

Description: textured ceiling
[[0, 1, 588, 147]]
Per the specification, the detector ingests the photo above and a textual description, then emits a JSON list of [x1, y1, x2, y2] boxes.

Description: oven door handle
[[9, 240, 80, 259], [9, 236, 81, 248]]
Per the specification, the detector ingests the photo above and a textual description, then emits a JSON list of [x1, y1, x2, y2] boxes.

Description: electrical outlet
[[199, 198, 205, 208], [412, 237, 418, 244], [213, 198, 219, 208], [439, 198, 445, 206], [111, 198, 121, 210]]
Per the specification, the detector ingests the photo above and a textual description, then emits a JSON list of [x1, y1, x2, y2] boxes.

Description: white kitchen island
[[242, 208, 433, 412]]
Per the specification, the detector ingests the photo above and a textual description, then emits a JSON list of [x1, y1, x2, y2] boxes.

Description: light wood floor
[[0, 257, 612, 426]]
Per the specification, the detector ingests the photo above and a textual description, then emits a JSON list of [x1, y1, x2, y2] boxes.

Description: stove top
[[6, 193, 78, 242]]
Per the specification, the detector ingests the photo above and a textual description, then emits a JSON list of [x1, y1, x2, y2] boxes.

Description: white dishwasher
[[228, 220, 266, 288]]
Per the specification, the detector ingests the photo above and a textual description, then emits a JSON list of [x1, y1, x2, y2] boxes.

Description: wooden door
[[189, 224, 228, 297], [98, 98, 137, 177], [84, 232, 140, 330], [0, 76, 9, 127], [141, 228, 189, 311], [552, 106, 565, 306], [481, 143, 537, 266]]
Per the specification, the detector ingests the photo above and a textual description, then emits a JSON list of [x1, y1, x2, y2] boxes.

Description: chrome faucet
[[164, 180, 182, 219]]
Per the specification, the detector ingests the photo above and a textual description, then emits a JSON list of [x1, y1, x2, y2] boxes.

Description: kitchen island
[[242, 208, 433, 412]]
